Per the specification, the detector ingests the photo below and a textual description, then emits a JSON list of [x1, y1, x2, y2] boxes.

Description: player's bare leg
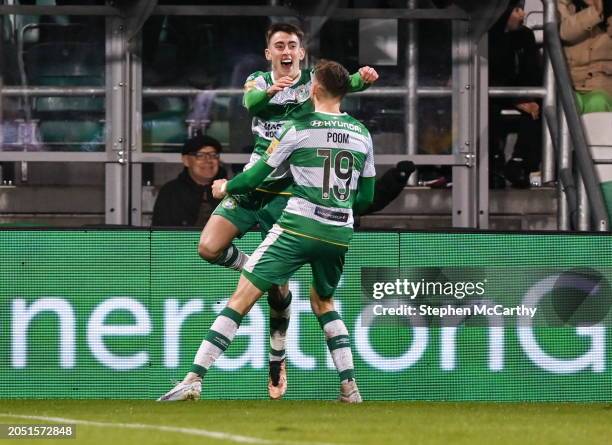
[[158, 276, 263, 401], [310, 287, 362, 403], [198, 215, 249, 271], [267, 282, 291, 399]]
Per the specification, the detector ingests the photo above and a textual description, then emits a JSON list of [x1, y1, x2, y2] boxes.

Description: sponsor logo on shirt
[[314, 206, 349, 223], [263, 121, 284, 139], [309, 120, 362, 133]]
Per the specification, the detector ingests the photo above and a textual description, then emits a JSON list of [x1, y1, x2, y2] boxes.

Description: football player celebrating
[[159, 59, 375, 404], [196, 22, 378, 399]]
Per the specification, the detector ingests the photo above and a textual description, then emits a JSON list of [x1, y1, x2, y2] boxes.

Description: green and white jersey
[[262, 111, 375, 246], [242, 68, 314, 193], [244, 68, 315, 159], [243, 68, 369, 194]]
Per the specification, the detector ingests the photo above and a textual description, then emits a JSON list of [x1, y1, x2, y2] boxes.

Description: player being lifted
[[159, 59, 376, 403], [197, 22, 378, 399]]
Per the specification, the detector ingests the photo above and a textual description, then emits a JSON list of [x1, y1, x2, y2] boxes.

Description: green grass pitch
[[1, 400, 611, 445]]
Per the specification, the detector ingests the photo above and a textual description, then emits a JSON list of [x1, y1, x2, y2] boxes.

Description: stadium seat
[[200, 95, 230, 146], [583, 112, 612, 218], [23, 41, 105, 151], [38, 120, 104, 152], [206, 121, 229, 147], [142, 110, 188, 152]]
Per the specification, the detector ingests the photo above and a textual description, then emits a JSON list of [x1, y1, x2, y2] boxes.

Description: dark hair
[[265, 23, 304, 46], [181, 134, 223, 155], [313, 59, 349, 99]]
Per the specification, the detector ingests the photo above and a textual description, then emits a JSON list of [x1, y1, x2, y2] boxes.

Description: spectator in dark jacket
[[152, 134, 228, 227], [364, 161, 415, 215], [489, 0, 543, 188]]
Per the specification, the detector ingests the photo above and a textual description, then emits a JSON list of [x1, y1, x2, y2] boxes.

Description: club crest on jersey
[[296, 85, 310, 101], [222, 197, 237, 210]]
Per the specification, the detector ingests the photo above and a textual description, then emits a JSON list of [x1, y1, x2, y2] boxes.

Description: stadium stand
[[0, 0, 608, 230], [23, 38, 105, 151]]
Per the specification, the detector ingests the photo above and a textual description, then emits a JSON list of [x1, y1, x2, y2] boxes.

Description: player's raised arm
[[243, 73, 296, 115], [242, 72, 271, 115], [347, 65, 379, 93]]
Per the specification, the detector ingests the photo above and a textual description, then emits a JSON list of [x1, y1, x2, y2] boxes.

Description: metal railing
[[0, 84, 549, 165]]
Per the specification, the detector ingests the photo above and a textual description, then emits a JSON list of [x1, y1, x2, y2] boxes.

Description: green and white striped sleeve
[[362, 132, 376, 178], [243, 71, 270, 115], [262, 124, 298, 168]]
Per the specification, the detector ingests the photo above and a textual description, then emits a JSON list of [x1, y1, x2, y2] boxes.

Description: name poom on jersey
[[310, 119, 363, 133]]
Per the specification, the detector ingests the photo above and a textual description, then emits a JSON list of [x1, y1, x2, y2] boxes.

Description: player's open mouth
[[281, 59, 292, 67]]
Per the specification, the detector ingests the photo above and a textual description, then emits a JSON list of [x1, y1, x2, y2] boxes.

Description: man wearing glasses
[[152, 134, 228, 227]]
